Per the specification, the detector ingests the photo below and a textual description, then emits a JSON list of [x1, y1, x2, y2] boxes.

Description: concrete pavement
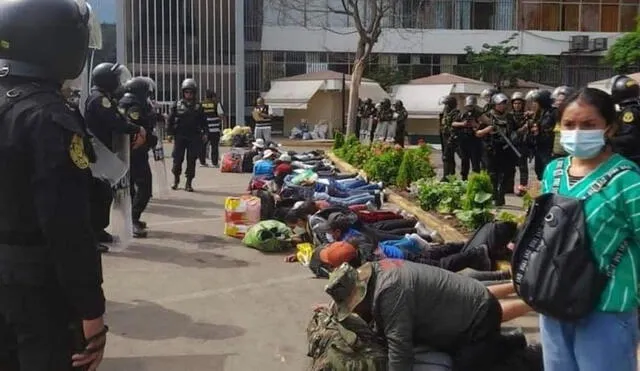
[[100, 145, 539, 371]]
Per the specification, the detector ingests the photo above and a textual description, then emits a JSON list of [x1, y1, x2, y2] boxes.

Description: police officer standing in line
[[393, 100, 408, 147], [527, 89, 555, 180], [439, 96, 460, 181], [168, 78, 206, 192], [507, 92, 530, 196], [0, 0, 108, 369], [475, 93, 517, 206], [550, 86, 574, 158], [609, 75, 640, 165], [86, 62, 146, 248], [200, 89, 225, 167], [452, 95, 482, 180], [119, 76, 156, 238]]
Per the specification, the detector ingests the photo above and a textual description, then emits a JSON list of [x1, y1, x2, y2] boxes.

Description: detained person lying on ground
[[320, 261, 532, 371]]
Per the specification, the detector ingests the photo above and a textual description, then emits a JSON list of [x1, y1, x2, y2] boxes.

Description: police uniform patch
[[623, 111, 635, 123], [128, 110, 140, 120], [101, 97, 112, 108], [69, 134, 89, 169]]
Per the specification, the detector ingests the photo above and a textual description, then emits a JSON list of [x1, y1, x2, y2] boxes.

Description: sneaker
[[365, 201, 377, 211], [200, 163, 208, 167], [134, 220, 147, 230], [133, 224, 148, 238], [408, 233, 432, 250], [185, 182, 194, 192]]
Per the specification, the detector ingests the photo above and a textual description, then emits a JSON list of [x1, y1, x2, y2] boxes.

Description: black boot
[[185, 179, 194, 192], [171, 175, 180, 190]]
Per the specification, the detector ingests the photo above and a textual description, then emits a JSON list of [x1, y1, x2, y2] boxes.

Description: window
[[580, 3, 599, 31], [541, 3, 560, 31], [620, 4, 639, 31], [562, 4, 579, 31], [522, 2, 541, 30], [472, 1, 494, 29], [600, 5, 619, 32]]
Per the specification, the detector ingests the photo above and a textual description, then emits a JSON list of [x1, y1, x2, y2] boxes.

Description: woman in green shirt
[[539, 88, 640, 371]]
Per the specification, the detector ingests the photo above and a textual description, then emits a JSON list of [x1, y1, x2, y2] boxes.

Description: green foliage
[[363, 144, 404, 184], [462, 171, 494, 210], [455, 208, 494, 230], [522, 192, 534, 212], [395, 144, 436, 188], [462, 33, 552, 88], [605, 18, 640, 73], [334, 135, 369, 167], [333, 132, 345, 149], [414, 178, 467, 214], [496, 211, 519, 223], [364, 65, 410, 92]]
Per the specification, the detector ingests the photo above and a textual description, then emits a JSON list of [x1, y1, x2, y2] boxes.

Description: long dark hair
[[559, 87, 617, 127]]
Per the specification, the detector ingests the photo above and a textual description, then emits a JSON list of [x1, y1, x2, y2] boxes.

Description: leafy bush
[[396, 151, 413, 189], [455, 208, 494, 230], [462, 171, 493, 210], [363, 144, 404, 184], [496, 210, 526, 225], [334, 135, 369, 167], [414, 178, 467, 214], [333, 132, 345, 149], [411, 144, 436, 181]]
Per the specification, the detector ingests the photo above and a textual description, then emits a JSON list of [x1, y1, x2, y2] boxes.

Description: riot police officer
[[168, 78, 206, 192], [480, 87, 500, 115], [119, 77, 157, 238], [0, 1, 108, 369], [200, 89, 225, 167], [475, 93, 517, 206], [86, 62, 145, 246], [439, 95, 460, 181], [610, 75, 640, 165], [550, 86, 575, 158], [508, 92, 531, 196], [452, 95, 482, 180], [393, 100, 408, 147], [527, 89, 555, 180], [376, 98, 394, 142]]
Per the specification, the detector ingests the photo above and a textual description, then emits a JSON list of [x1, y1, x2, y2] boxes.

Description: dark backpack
[[306, 307, 387, 371], [512, 158, 632, 320]]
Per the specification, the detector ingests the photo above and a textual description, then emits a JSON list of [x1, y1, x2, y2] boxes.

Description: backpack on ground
[[242, 220, 292, 252], [512, 158, 633, 320], [306, 307, 387, 371], [221, 150, 243, 173]]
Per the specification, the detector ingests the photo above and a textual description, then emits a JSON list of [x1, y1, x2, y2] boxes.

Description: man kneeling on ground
[[324, 260, 532, 371]]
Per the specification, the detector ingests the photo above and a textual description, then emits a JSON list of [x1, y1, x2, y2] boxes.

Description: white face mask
[[325, 233, 335, 243]]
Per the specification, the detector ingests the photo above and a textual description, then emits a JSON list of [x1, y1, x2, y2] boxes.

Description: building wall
[[283, 91, 344, 135]]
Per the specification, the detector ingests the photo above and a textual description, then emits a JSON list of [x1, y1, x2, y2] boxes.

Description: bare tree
[[271, 0, 405, 135]]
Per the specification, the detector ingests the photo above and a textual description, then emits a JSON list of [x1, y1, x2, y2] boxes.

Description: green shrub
[[462, 171, 493, 210], [414, 178, 467, 214], [410, 144, 436, 181], [363, 144, 404, 184], [333, 132, 345, 149], [396, 151, 414, 189]]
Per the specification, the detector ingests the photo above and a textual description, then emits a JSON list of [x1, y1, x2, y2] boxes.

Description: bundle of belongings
[[220, 125, 254, 147], [289, 119, 330, 140]]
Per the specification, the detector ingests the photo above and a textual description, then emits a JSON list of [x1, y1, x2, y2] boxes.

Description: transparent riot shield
[[88, 134, 128, 187], [151, 121, 169, 197], [108, 134, 133, 251], [361, 117, 373, 145]]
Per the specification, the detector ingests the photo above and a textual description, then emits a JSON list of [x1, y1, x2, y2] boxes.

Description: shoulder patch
[[623, 111, 635, 123], [101, 97, 112, 108], [69, 134, 89, 169]]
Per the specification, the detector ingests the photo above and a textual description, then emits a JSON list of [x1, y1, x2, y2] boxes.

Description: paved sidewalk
[[100, 146, 539, 371]]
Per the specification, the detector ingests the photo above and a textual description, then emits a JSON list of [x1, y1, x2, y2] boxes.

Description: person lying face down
[[324, 261, 533, 371]]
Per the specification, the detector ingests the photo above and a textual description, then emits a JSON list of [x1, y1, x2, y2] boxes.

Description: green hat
[[324, 262, 373, 321]]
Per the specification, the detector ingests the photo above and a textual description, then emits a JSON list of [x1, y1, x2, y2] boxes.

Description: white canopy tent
[[588, 72, 640, 94]]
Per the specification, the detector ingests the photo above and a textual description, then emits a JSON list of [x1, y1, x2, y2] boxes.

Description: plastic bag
[[224, 196, 261, 238]]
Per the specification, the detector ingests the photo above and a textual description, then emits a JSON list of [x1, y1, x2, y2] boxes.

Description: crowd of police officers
[[0, 1, 230, 369], [436, 78, 640, 206], [356, 98, 409, 146]]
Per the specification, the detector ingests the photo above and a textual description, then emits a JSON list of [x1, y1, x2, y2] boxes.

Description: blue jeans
[[313, 192, 374, 206], [540, 311, 638, 371]]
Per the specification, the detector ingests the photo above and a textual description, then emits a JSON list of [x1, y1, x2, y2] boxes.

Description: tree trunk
[[346, 58, 365, 135]]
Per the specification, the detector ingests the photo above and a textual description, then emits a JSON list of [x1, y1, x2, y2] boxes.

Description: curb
[[326, 152, 467, 243]]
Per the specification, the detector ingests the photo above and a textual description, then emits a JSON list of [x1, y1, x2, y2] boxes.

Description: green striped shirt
[[541, 154, 640, 312]]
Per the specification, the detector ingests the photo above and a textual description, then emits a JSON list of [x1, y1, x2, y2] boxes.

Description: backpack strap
[[551, 157, 565, 193], [583, 165, 634, 199], [583, 164, 636, 278]]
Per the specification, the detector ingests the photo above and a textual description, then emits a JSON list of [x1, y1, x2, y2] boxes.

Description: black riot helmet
[[551, 85, 575, 100], [91, 62, 132, 94], [124, 77, 151, 103], [394, 100, 404, 108], [0, 0, 90, 81], [529, 89, 553, 109], [610, 75, 640, 105], [181, 78, 197, 93], [142, 76, 156, 97], [440, 95, 457, 110]]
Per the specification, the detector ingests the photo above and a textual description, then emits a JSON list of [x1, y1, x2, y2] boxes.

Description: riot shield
[[151, 120, 169, 197], [88, 133, 128, 186], [108, 134, 133, 251]]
